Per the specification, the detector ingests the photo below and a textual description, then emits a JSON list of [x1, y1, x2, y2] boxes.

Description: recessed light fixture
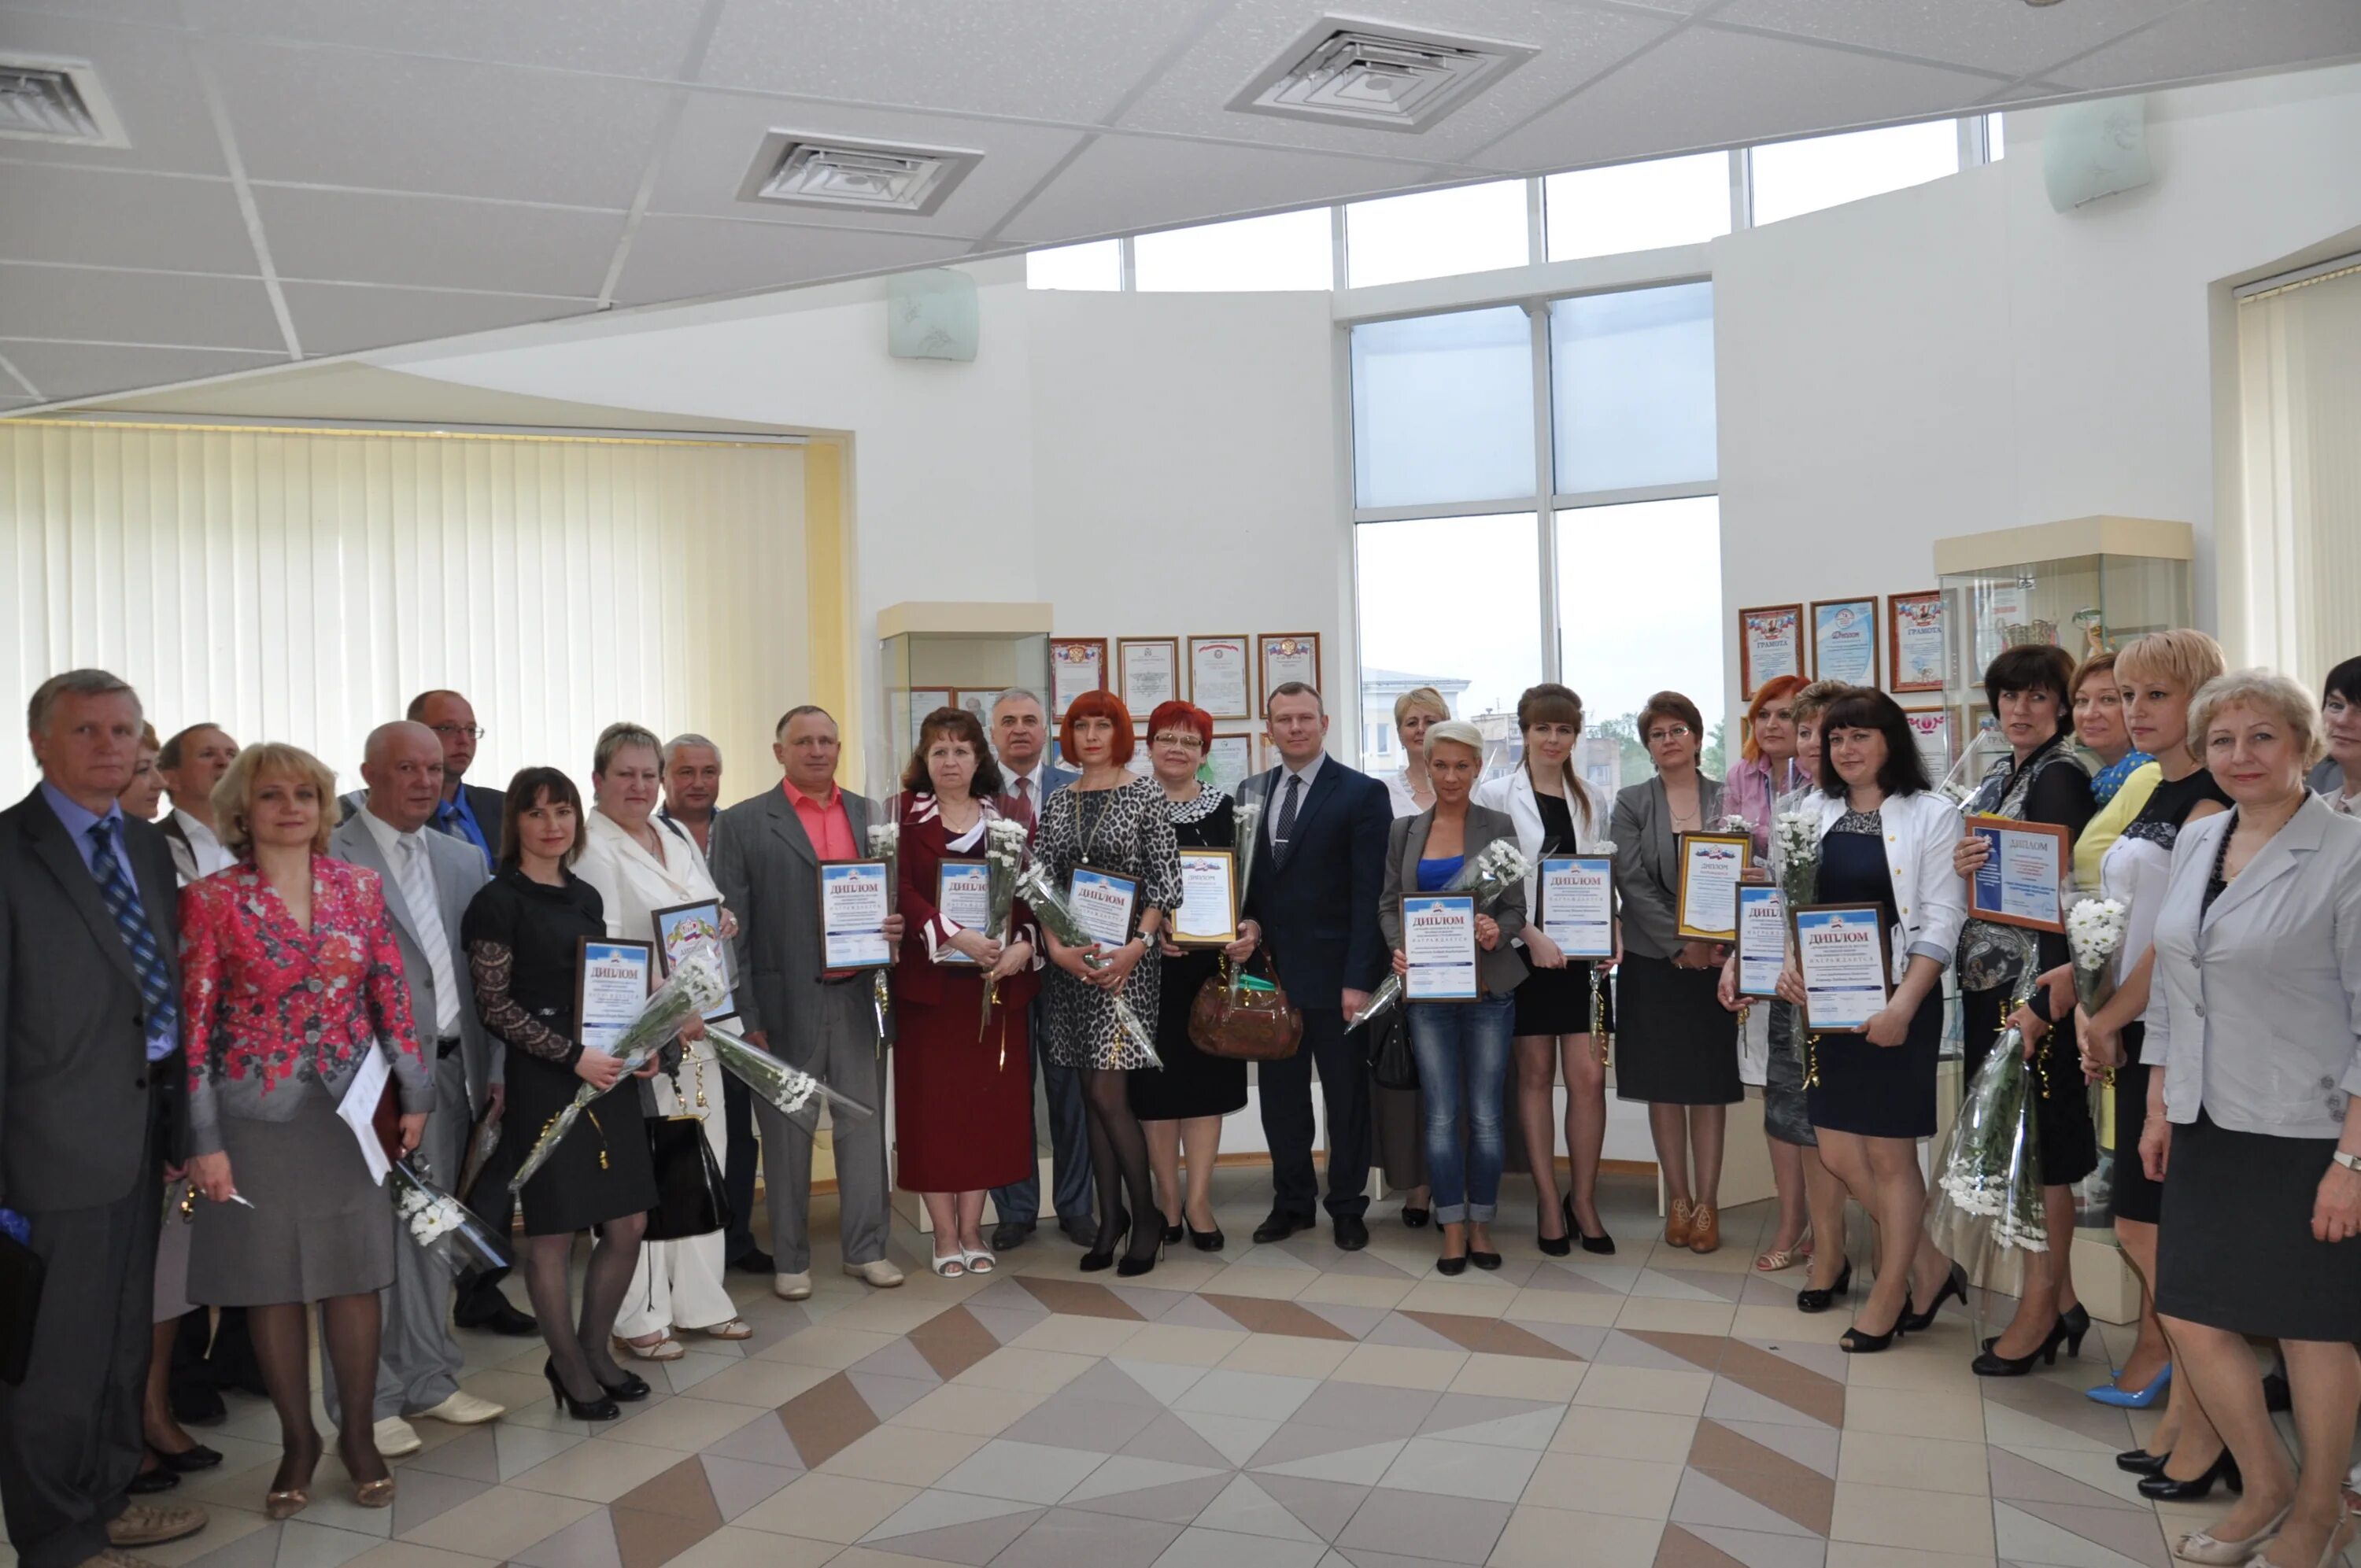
[[736, 131, 981, 215], [0, 55, 128, 146], [1230, 17, 1537, 133]]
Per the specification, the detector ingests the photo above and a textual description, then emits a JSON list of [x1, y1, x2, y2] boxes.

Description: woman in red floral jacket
[[180, 743, 431, 1522]]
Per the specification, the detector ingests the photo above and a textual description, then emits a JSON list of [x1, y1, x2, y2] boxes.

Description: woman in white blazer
[[1474, 684, 1615, 1255], [573, 724, 748, 1359]]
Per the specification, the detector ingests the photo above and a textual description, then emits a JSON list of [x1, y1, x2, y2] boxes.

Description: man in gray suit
[[710, 706, 904, 1300], [321, 721, 509, 1455], [1, 670, 207, 1568]]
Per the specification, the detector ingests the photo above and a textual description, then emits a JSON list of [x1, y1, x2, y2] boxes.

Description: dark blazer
[[708, 779, 884, 1054], [328, 810, 498, 1109], [338, 781, 504, 868], [1239, 757, 1391, 1007], [1610, 773, 1728, 962], [1380, 803, 1530, 998], [0, 786, 186, 1208]]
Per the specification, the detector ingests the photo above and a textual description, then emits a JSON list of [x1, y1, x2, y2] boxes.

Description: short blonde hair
[[213, 742, 340, 858], [1790, 681, 1856, 728], [1393, 686, 1450, 729], [2115, 629, 2226, 700], [1424, 719, 1485, 760], [2189, 669, 2325, 769]]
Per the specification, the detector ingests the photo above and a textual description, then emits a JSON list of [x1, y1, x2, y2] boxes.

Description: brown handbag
[[1188, 957, 1303, 1061]]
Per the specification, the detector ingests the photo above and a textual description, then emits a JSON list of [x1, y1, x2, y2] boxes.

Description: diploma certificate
[[1538, 856, 1614, 961], [1735, 885, 1786, 998], [1069, 866, 1140, 950], [933, 858, 992, 964], [1118, 638, 1179, 714], [649, 900, 737, 1021], [1966, 815, 2067, 933], [1049, 639, 1107, 720], [1793, 905, 1893, 1031], [1812, 598, 1879, 686], [1888, 592, 1945, 692], [575, 938, 656, 1057], [1204, 735, 1253, 795], [1676, 832, 1751, 942], [1402, 894, 1480, 1001], [1188, 636, 1251, 720], [818, 860, 893, 969], [1172, 848, 1238, 946]]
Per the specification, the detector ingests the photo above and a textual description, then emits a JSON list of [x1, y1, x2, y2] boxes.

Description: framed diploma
[[1738, 604, 1805, 701], [1735, 884, 1786, 998], [1887, 591, 1946, 693], [1675, 832, 1752, 943], [1171, 847, 1239, 947], [933, 858, 992, 963], [1118, 637, 1180, 715], [1205, 733, 1254, 796], [1964, 814, 2068, 933], [649, 900, 737, 1022], [1811, 597, 1879, 686], [1903, 705, 1952, 784], [817, 859, 894, 969], [1537, 855, 1614, 961], [575, 938, 655, 1057], [1258, 633, 1321, 709], [1187, 635, 1251, 721], [1792, 903, 1893, 1031], [1402, 893, 1480, 1001], [907, 690, 951, 750], [1068, 865, 1140, 950], [1048, 638, 1107, 721]]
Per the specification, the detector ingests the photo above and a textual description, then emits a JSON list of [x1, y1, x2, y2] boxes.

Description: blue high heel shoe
[[2086, 1363, 2171, 1408]]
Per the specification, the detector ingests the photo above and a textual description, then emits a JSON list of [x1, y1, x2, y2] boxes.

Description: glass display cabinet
[[874, 601, 1051, 792]]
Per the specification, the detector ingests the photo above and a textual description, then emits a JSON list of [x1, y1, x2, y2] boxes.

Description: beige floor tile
[[674, 1359, 838, 1408], [664, 1526, 841, 1568], [1522, 1452, 1683, 1519], [1487, 1504, 1664, 1568], [504, 1437, 688, 1501], [1828, 1480, 1998, 1555], [735, 1472, 921, 1544], [947, 1346, 1098, 1393], [1121, 1256, 1227, 1291], [1568, 1364, 1712, 1417], [600, 1396, 781, 1454], [753, 1325, 905, 1370], [818, 1295, 961, 1336], [1835, 1430, 1990, 1495], [1291, 1273, 1414, 1310], [1731, 1304, 1853, 1343], [1823, 1547, 2000, 1568], [1329, 1342, 1469, 1391], [1548, 1406, 1695, 1463], [399, 1485, 597, 1559], [1395, 1278, 1516, 1317], [829, 1548, 978, 1568], [1117, 1323, 1250, 1367], [1500, 1289, 1623, 1327], [1203, 1265, 1314, 1301], [1219, 1334, 1354, 1379], [818, 1423, 985, 1486], [146, 1504, 270, 1566], [1008, 1313, 1146, 1356], [457, 1367, 552, 1412], [344, 1544, 497, 1568], [1449, 1352, 1585, 1403], [887, 1382, 1047, 1437], [1842, 1384, 1987, 1443], [1610, 1296, 1736, 1335], [1842, 1343, 1987, 1392]]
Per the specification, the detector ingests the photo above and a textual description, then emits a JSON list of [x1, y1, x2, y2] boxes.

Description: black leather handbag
[[1368, 1005, 1417, 1091], [643, 1100, 730, 1242]]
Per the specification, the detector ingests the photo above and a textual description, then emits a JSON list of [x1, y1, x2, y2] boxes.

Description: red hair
[[1742, 673, 1809, 762], [1146, 700, 1212, 749], [1060, 690, 1136, 766]]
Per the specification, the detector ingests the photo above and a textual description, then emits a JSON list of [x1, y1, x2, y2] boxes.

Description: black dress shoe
[[1436, 1254, 1469, 1277], [2137, 1449, 2240, 1501], [2115, 1447, 2170, 1477], [1400, 1206, 1432, 1230], [1161, 1221, 1184, 1246], [1253, 1210, 1315, 1245], [2263, 1367, 2291, 1412], [151, 1444, 223, 1473], [1059, 1216, 1101, 1247], [1186, 1221, 1225, 1252], [1468, 1249, 1502, 1271], [456, 1300, 539, 1337], [1332, 1216, 1369, 1251], [729, 1247, 777, 1275], [989, 1223, 1031, 1252], [1796, 1260, 1852, 1315], [128, 1467, 179, 1495], [599, 1370, 652, 1403]]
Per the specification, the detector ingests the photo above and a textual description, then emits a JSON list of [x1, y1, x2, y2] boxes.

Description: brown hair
[[497, 766, 586, 869], [1515, 683, 1593, 833], [1638, 691, 1704, 745], [1790, 680, 1857, 729], [902, 707, 1007, 796]]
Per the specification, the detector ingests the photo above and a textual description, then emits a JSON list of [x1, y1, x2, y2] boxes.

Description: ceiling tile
[[996, 134, 1439, 243], [1472, 26, 2005, 170], [182, 0, 711, 79], [205, 39, 673, 206], [0, 340, 286, 401], [699, 0, 1222, 122], [0, 164, 254, 273], [253, 186, 626, 295], [1707, 0, 2189, 79], [610, 215, 972, 306], [2044, 0, 2361, 90], [276, 281, 593, 356], [1113, 0, 1676, 165], [0, 263, 283, 349], [0, 12, 227, 177]]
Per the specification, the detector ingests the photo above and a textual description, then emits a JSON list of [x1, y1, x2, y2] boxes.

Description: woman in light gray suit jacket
[[1380, 721, 1528, 1275], [1611, 691, 1742, 1256]]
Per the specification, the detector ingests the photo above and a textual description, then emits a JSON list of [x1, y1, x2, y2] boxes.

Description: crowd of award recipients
[[2, 640, 2359, 1568]]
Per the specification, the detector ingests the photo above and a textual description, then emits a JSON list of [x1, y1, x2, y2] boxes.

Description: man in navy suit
[[1240, 681, 1391, 1250]]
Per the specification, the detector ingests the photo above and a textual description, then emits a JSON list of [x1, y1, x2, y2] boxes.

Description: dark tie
[[1274, 774, 1302, 868], [1008, 777, 1035, 832], [87, 819, 178, 1042]]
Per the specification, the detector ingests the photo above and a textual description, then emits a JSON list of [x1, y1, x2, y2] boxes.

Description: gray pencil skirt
[[189, 1090, 396, 1307]]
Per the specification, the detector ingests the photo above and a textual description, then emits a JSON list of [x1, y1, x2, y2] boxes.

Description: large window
[[1550, 282, 1716, 493], [1025, 239, 1121, 291], [1749, 120, 1961, 226], [1557, 497, 1727, 787], [1132, 208, 1331, 291], [1344, 179, 1529, 290], [1349, 307, 1535, 509], [1356, 513, 1544, 780], [1544, 153, 1731, 263]]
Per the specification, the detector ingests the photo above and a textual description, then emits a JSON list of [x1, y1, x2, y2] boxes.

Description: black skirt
[[1804, 985, 1942, 1139], [1964, 987, 2097, 1186], [2156, 1112, 2361, 1342], [1131, 948, 1247, 1120], [2109, 1028, 2161, 1226], [505, 1050, 658, 1238], [1613, 954, 1740, 1106], [1513, 960, 1609, 1037]]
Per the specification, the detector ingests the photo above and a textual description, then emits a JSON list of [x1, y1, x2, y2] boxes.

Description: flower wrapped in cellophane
[[704, 1022, 875, 1140], [1772, 810, 1820, 913], [1590, 838, 1618, 1064], [391, 1154, 510, 1275], [2064, 897, 2127, 1016], [509, 940, 732, 1193], [977, 817, 1033, 1057], [1352, 839, 1533, 1035], [867, 823, 900, 1040], [1016, 861, 1161, 1068], [1225, 795, 1265, 1001], [1923, 983, 2049, 1297]]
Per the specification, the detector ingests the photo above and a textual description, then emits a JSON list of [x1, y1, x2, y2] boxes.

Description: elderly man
[[322, 721, 509, 1456], [710, 707, 904, 1297], [1, 670, 208, 1568], [154, 725, 238, 887], [659, 733, 723, 857]]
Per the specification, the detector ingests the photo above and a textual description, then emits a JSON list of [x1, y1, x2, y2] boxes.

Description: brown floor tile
[[610, 1503, 722, 1568], [1689, 1451, 1836, 1538], [615, 1458, 725, 1526], [1014, 1277, 1146, 1320], [1199, 1295, 1356, 1341], [906, 1306, 1002, 1381], [1623, 1330, 1735, 1374], [778, 1372, 881, 1470], [1650, 1523, 1750, 1566], [1400, 1311, 1577, 1360], [1714, 1367, 1845, 1429]]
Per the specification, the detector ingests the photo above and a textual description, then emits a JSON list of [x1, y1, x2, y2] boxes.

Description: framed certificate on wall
[[1258, 633, 1320, 709], [1047, 638, 1107, 720], [1188, 635, 1252, 720], [1117, 637, 1180, 715], [1738, 604, 1805, 700], [951, 689, 999, 729], [1903, 705, 1952, 782], [1810, 597, 1879, 687], [1205, 733, 1254, 795], [1887, 591, 1946, 692]]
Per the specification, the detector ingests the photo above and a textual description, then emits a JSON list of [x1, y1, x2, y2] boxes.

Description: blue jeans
[[1409, 994, 1516, 1225]]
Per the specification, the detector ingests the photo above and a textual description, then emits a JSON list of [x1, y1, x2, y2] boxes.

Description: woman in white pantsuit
[[574, 724, 748, 1359]]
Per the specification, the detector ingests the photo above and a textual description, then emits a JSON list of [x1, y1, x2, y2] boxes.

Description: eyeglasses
[[430, 724, 486, 740], [1646, 725, 1694, 743], [1150, 732, 1205, 750]]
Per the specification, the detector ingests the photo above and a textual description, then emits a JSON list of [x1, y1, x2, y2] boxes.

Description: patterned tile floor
[[42, 1170, 2359, 1568]]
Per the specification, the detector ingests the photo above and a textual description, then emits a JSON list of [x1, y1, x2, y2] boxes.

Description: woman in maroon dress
[[892, 707, 1041, 1277]]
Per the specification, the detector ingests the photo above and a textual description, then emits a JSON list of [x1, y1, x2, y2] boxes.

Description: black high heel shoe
[[1117, 1238, 1162, 1278], [1185, 1219, 1225, 1252], [2137, 1448, 2241, 1501], [544, 1360, 620, 1422], [1900, 1264, 1966, 1334], [1402, 1205, 1432, 1230], [1568, 1195, 1616, 1256], [1162, 1220, 1184, 1247], [1796, 1260, 1851, 1315], [1537, 1197, 1572, 1259], [1081, 1208, 1132, 1273], [1971, 1313, 2088, 1377], [1840, 1304, 1905, 1355], [1435, 1253, 1468, 1277], [2115, 1447, 2171, 1477], [2058, 1301, 2091, 1351], [599, 1368, 652, 1402]]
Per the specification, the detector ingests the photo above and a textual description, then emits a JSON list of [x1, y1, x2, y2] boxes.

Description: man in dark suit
[[1240, 681, 1391, 1251], [0, 670, 208, 1567]]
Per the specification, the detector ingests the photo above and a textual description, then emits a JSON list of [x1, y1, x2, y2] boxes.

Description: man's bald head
[[361, 720, 447, 832]]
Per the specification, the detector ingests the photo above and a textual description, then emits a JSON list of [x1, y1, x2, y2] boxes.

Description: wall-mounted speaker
[[886, 269, 979, 362], [2043, 95, 2153, 213]]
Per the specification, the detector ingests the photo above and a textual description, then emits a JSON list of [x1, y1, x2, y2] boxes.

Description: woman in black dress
[[1132, 702, 1254, 1252], [460, 767, 660, 1422]]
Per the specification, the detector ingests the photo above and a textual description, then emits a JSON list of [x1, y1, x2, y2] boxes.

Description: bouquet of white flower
[[1590, 839, 1617, 1064], [1923, 975, 2049, 1296], [1772, 811, 1820, 914], [868, 822, 900, 1039], [977, 817, 1032, 1056], [1015, 861, 1161, 1068], [2064, 897, 2127, 1016], [704, 1022, 875, 1137], [1353, 839, 1532, 1035], [1225, 795, 1265, 1002], [391, 1155, 509, 1275]]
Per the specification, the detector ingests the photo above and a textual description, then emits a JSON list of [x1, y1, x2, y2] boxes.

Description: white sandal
[[929, 1252, 968, 1278], [2173, 1502, 2292, 1565], [617, 1332, 685, 1363], [700, 1319, 752, 1341], [961, 1248, 996, 1275]]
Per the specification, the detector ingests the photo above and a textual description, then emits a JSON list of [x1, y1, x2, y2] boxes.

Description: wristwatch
[[2333, 1149, 2361, 1174]]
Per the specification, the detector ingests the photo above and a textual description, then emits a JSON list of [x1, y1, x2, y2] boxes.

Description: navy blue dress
[[1802, 810, 1942, 1138]]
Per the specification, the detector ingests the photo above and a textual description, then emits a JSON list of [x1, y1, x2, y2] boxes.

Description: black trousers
[[0, 1105, 162, 1568], [720, 1071, 759, 1261], [1256, 1006, 1372, 1220]]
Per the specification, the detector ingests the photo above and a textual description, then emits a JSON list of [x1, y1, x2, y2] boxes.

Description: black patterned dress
[[1036, 777, 1184, 1071], [1132, 791, 1250, 1120]]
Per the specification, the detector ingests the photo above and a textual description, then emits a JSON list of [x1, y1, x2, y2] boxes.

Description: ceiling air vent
[[1230, 19, 1536, 133], [736, 131, 981, 215], [0, 57, 128, 146]]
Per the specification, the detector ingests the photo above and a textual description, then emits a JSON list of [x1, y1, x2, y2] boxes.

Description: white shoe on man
[[372, 1416, 423, 1457], [843, 1259, 904, 1289], [774, 1271, 813, 1301], [414, 1390, 506, 1426]]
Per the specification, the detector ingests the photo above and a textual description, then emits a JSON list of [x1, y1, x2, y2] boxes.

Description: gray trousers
[[323, 1050, 468, 1426], [754, 985, 889, 1275]]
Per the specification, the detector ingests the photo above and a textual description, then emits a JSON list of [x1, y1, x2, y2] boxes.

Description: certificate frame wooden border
[[574, 936, 656, 1053], [1256, 632, 1321, 713], [1537, 854, 1616, 961], [1790, 902, 1894, 1032], [1674, 831, 1753, 943], [1738, 603, 1805, 702], [1734, 884, 1785, 998], [815, 858, 896, 971], [1047, 637, 1109, 721], [1963, 814, 2070, 933], [1401, 892, 1481, 1002], [1901, 703, 1953, 782], [1070, 863, 1143, 949], [648, 900, 738, 1022], [949, 689, 999, 729], [932, 857, 990, 965], [1171, 847, 1239, 948], [1185, 634, 1254, 721], [1809, 596, 1881, 688], [1116, 636, 1180, 717], [1886, 590, 1946, 694]]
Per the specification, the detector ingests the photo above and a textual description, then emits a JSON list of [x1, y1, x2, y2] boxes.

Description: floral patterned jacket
[[179, 857, 433, 1157]]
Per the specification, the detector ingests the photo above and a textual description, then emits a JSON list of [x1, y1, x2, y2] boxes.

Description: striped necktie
[[397, 833, 462, 1038], [87, 819, 178, 1044]]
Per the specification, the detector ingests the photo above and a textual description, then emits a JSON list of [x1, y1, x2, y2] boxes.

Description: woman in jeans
[[1380, 720, 1528, 1275]]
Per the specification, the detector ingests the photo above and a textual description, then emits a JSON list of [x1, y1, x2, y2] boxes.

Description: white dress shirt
[[169, 806, 235, 880]]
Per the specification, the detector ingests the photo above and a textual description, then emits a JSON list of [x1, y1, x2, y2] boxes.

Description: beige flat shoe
[[617, 1332, 685, 1362], [700, 1319, 754, 1340]]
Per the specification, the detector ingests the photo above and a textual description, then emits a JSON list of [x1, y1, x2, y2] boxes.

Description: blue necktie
[[87, 819, 179, 1046]]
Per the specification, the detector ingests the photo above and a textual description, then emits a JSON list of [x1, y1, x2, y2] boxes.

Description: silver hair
[[28, 669, 141, 736], [991, 688, 1045, 715], [2189, 669, 2326, 769], [593, 721, 663, 777], [662, 732, 722, 769]]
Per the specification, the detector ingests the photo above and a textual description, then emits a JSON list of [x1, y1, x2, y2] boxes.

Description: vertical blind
[[2, 422, 809, 805], [2234, 263, 2361, 688]]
